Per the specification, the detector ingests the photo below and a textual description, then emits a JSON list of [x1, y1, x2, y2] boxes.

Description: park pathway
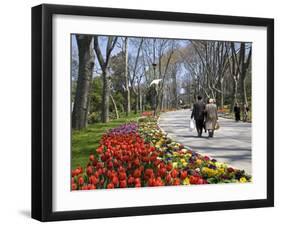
[[158, 109, 252, 174]]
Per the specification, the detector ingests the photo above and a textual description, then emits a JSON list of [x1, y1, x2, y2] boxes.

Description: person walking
[[233, 102, 241, 122], [243, 104, 250, 122], [205, 98, 218, 138], [191, 95, 205, 137]]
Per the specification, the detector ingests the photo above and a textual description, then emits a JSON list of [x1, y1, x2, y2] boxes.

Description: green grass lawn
[[72, 113, 140, 170]]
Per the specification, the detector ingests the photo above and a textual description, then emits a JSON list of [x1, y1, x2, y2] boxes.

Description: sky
[[71, 34, 251, 92], [71, 34, 189, 78]]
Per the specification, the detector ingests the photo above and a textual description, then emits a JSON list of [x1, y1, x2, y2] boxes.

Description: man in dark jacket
[[234, 102, 241, 122], [191, 95, 205, 137]]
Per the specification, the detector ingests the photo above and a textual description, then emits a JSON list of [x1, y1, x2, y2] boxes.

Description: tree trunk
[[101, 70, 110, 123], [124, 38, 131, 116], [231, 78, 238, 112], [159, 91, 164, 111], [93, 36, 118, 123], [138, 84, 142, 112], [154, 94, 158, 116], [134, 91, 139, 114], [142, 93, 146, 111], [220, 91, 224, 110], [139, 94, 142, 112], [72, 35, 94, 130], [220, 78, 224, 109], [171, 69, 177, 109], [239, 43, 251, 107], [243, 79, 248, 106], [110, 94, 119, 119]]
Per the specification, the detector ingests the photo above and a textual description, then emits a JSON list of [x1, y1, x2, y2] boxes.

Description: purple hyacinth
[[107, 123, 138, 135]]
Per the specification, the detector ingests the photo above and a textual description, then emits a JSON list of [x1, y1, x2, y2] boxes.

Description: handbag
[[215, 121, 220, 130], [189, 119, 195, 131]]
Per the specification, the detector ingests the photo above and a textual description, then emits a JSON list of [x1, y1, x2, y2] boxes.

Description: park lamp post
[[152, 63, 157, 80]]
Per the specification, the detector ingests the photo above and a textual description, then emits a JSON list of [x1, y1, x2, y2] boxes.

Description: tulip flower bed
[[141, 111, 153, 117], [71, 116, 251, 190]]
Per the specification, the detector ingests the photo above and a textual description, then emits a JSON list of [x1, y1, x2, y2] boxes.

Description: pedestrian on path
[[234, 102, 241, 121], [243, 104, 250, 122], [191, 95, 205, 137], [205, 98, 218, 138]]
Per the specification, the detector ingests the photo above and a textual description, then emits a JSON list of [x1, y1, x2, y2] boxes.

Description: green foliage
[[109, 91, 125, 114], [88, 111, 101, 124], [146, 86, 157, 107], [110, 51, 126, 93], [89, 76, 102, 113]]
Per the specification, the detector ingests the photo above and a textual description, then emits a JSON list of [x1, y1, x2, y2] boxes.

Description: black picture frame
[[32, 3, 274, 222]]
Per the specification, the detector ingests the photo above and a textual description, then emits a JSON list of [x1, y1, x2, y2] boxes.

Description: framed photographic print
[[31, 4, 274, 221]]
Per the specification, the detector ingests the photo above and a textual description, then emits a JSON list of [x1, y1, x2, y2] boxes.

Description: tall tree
[[124, 38, 131, 116], [128, 38, 144, 113], [230, 42, 252, 108], [190, 41, 230, 107], [72, 35, 94, 130], [158, 40, 175, 111], [238, 43, 252, 107], [94, 36, 118, 123]]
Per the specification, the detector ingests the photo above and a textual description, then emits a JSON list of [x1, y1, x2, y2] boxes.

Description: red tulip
[[166, 163, 173, 171], [134, 158, 140, 167], [180, 171, 188, 180], [173, 178, 180, 186], [113, 159, 119, 167], [134, 178, 141, 185], [78, 176, 84, 185], [86, 166, 93, 176], [158, 167, 167, 177], [112, 176, 119, 186], [89, 184, 96, 190], [189, 175, 204, 184], [165, 174, 172, 184], [89, 175, 99, 185], [101, 154, 106, 162], [89, 154, 95, 161], [96, 162, 104, 169], [145, 168, 154, 177], [197, 178, 204, 184], [71, 183, 77, 190], [133, 169, 141, 178], [74, 168, 81, 176], [92, 159, 98, 167], [148, 178, 154, 186], [119, 172, 127, 181], [107, 183, 114, 189], [107, 161, 113, 169], [81, 185, 88, 190], [120, 180, 127, 188], [171, 169, 178, 178]]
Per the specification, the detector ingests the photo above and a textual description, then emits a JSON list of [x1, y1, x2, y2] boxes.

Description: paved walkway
[[158, 109, 252, 174]]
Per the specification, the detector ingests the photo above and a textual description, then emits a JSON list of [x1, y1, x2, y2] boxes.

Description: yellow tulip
[[183, 177, 190, 185], [172, 162, 178, 168], [196, 159, 202, 166], [239, 177, 247, 183]]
